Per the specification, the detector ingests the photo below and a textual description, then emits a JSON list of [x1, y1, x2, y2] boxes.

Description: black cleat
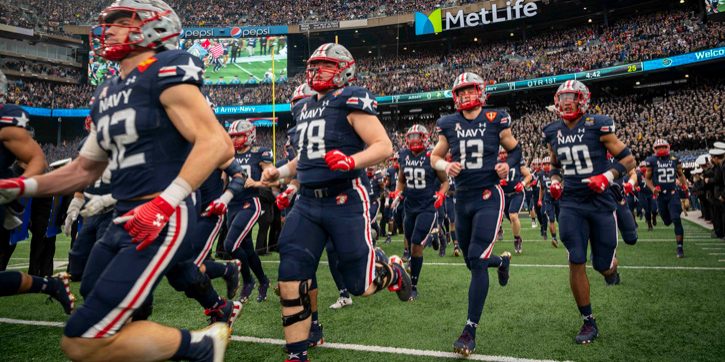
[[205, 300, 243, 330], [575, 321, 599, 344], [256, 279, 270, 302], [605, 272, 620, 286], [308, 323, 324, 347], [676, 247, 684, 258], [388, 263, 413, 301], [497, 252, 511, 286], [431, 231, 440, 251], [409, 288, 418, 301], [453, 330, 476, 356], [223, 260, 241, 300], [239, 281, 255, 304], [48, 273, 75, 315]]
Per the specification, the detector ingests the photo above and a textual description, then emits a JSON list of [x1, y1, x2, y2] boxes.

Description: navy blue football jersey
[[501, 159, 525, 193], [370, 172, 385, 199], [229, 146, 272, 204], [436, 109, 511, 190], [644, 155, 681, 192], [398, 149, 438, 213], [386, 166, 398, 191], [291, 86, 378, 186], [0, 104, 30, 178], [199, 169, 224, 207], [90, 49, 205, 200], [637, 170, 651, 195], [538, 170, 554, 201], [542, 114, 616, 210]]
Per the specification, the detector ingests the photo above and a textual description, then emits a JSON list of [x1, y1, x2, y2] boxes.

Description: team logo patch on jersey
[[500, 116, 510, 124], [485, 111, 497, 122], [482, 189, 492, 200], [336, 194, 348, 205], [333, 89, 344, 97], [585, 117, 594, 125], [137, 57, 157, 72]]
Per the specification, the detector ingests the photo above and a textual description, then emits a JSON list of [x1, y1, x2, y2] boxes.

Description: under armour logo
[[125, 76, 137, 86], [152, 214, 165, 227], [287, 352, 300, 360], [466, 319, 478, 328]]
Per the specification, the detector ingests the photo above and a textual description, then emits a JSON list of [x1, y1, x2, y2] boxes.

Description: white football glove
[[80, 194, 116, 218], [63, 197, 85, 235]]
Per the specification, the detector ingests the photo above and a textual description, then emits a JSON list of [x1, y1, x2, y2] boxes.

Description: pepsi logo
[[230, 27, 242, 38]]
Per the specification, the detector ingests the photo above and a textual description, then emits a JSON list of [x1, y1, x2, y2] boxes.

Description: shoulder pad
[[338, 86, 378, 115], [0, 104, 31, 129], [153, 50, 205, 90]]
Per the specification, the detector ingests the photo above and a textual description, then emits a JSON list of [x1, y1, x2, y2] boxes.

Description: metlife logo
[[415, 0, 539, 36]]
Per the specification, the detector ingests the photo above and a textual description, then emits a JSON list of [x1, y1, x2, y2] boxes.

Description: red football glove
[[537, 199, 542, 208], [530, 179, 538, 187], [389, 190, 403, 209], [324, 150, 355, 171], [113, 196, 176, 251], [635, 186, 641, 192], [653, 186, 662, 199], [584, 173, 610, 193], [623, 182, 634, 195], [514, 182, 524, 193], [434, 191, 446, 209], [0, 177, 27, 204], [276, 187, 297, 210], [202, 199, 228, 217], [499, 179, 508, 187], [550, 182, 563, 200]]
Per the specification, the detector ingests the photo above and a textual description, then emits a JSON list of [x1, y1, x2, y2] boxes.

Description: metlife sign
[[415, 0, 539, 36]]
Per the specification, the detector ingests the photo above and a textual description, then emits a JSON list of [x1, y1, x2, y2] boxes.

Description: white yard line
[[0, 318, 567, 362]]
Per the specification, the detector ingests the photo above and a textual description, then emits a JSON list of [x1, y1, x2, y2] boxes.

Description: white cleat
[[191, 322, 230, 362], [329, 296, 353, 310]]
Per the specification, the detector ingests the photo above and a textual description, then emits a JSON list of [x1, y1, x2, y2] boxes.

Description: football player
[[498, 147, 532, 254], [262, 43, 412, 362], [431, 72, 515, 356], [207, 119, 272, 303], [637, 161, 658, 230], [614, 160, 639, 245], [542, 80, 636, 344], [0, 1, 236, 360], [537, 156, 560, 247], [526, 158, 540, 228], [390, 124, 449, 300], [644, 139, 689, 257]]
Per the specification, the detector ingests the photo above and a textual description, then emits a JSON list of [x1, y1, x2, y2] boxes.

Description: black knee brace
[[280, 281, 311, 327]]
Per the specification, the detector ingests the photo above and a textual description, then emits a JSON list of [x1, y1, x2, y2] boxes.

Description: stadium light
[[474, 37, 478, 42], [510, 32, 514, 37], [636, 81, 641, 85], [680, 0, 685, 3], [588, 18, 592, 23], [685, 74, 689, 78]]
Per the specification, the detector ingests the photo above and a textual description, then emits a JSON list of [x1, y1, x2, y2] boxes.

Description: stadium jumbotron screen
[[88, 35, 288, 86], [706, 0, 725, 15]]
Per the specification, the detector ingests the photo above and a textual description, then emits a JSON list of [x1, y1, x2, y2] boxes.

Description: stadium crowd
[[2, 0, 475, 34]]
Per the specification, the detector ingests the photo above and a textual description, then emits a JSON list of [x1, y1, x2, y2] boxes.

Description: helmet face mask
[[92, 0, 181, 61], [542, 157, 551, 172], [452, 73, 486, 111], [305, 43, 356, 92], [405, 124, 428, 153], [554, 80, 590, 122], [653, 139, 670, 157], [229, 120, 256, 151]]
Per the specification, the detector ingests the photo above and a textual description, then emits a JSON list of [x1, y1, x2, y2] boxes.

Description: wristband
[[24, 177, 38, 196], [434, 159, 450, 172], [159, 177, 192, 209]]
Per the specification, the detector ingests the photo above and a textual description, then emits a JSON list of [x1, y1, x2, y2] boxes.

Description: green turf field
[[1, 216, 724, 361], [203, 58, 287, 85]]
